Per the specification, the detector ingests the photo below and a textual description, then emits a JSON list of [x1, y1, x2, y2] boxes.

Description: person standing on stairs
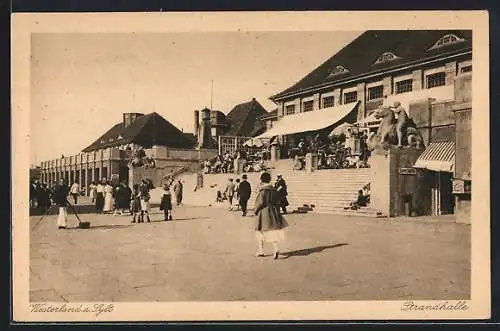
[[225, 178, 236, 211], [275, 174, 289, 214], [254, 172, 288, 259], [237, 174, 251, 216]]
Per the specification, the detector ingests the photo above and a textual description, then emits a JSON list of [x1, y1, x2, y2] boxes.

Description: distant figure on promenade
[[224, 178, 236, 211], [274, 174, 289, 214], [237, 174, 252, 217], [30, 179, 40, 208], [173, 179, 183, 206], [37, 183, 52, 212], [103, 181, 114, 214], [139, 179, 151, 223], [254, 172, 288, 259], [114, 180, 132, 216], [70, 180, 80, 205], [130, 184, 141, 223], [160, 183, 173, 221], [53, 178, 69, 229], [89, 181, 97, 203], [95, 179, 105, 214], [234, 178, 241, 210]]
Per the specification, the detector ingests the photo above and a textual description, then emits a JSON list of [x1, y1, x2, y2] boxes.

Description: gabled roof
[[82, 112, 194, 152], [224, 98, 268, 137], [271, 30, 472, 100], [259, 108, 278, 120]]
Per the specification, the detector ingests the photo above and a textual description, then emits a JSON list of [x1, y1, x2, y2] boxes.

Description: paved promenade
[[30, 206, 470, 302]]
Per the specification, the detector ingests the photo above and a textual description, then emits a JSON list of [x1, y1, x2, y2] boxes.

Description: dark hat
[[242, 174, 247, 179]]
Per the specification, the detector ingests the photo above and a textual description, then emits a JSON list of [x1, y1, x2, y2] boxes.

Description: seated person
[[345, 190, 368, 210]]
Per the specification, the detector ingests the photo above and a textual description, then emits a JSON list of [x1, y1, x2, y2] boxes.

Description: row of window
[[284, 64, 472, 115]]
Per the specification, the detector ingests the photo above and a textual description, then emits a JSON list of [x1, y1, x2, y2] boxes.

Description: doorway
[[431, 171, 455, 215]]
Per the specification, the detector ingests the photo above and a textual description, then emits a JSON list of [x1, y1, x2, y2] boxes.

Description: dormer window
[[328, 65, 349, 77], [100, 139, 105, 144], [117, 134, 123, 140], [109, 138, 114, 142], [428, 34, 465, 50], [374, 52, 400, 65]]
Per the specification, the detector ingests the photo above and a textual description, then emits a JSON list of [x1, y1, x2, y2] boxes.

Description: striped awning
[[413, 141, 455, 172]]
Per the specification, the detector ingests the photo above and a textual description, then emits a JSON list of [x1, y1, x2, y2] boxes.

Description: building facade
[[269, 30, 472, 221], [38, 112, 196, 194]]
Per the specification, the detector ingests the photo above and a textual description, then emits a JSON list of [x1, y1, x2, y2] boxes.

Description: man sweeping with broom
[[53, 178, 70, 229]]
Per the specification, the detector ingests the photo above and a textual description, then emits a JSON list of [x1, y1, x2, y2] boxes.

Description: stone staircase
[[150, 161, 384, 218]]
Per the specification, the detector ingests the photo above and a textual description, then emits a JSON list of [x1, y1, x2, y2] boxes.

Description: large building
[[264, 30, 472, 221], [38, 112, 195, 192]]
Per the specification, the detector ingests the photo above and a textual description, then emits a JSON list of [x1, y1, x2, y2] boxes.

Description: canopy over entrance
[[255, 101, 359, 139], [414, 141, 455, 172]]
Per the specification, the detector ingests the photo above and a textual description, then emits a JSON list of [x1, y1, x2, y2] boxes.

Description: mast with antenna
[[210, 80, 214, 110]]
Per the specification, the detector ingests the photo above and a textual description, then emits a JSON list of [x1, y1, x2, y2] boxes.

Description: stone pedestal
[[270, 145, 280, 162], [370, 146, 425, 217]]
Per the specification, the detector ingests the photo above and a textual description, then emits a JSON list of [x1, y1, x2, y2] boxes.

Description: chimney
[[194, 110, 200, 144], [123, 113, 144, 127]]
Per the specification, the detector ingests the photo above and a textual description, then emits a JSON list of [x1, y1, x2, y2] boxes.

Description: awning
[[413, 141, 455, 172], [328, 122, 352, 137], [357, 112, 381, 127], [255, 101, 359, 139]]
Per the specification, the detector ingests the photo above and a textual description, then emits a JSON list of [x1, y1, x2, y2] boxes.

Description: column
[[357, 82, 367, 121], [445, 61, 457, 86], [382, 76, 392, 98], [412, 69, 423, 91], [333, 88, 341, 106], [313, 92, 321, 110]]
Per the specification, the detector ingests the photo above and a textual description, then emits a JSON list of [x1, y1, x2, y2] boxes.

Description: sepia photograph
[[12, 11, 490, 321]]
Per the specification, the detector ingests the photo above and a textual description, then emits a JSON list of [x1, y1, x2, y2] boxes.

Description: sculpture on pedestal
[[366, 102, 425, 151], [129, 148, 156, 168]]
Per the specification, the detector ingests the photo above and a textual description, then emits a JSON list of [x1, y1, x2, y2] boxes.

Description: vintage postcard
[[12, 11, 490, 321]]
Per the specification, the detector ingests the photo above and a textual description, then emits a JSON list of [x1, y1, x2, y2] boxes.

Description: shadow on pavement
[[281, 243, 348, 259], [65, 224, 134, 231], [150, 217, 211, 223]]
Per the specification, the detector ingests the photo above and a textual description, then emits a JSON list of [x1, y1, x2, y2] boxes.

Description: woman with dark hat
[[254, 172, 288, 259]]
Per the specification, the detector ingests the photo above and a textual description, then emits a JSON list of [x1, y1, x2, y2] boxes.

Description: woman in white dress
[[103, 181, 114, 213]]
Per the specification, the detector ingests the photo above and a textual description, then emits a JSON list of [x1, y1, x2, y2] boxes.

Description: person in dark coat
[[237, 174, 252, 216], [159, 183, 173, 221], [114, 181, 132, 215], [130, 184, 141, 223], [274, 174, 289, 214], [173, 179, 183, 206], [53, 178, 69, 229], [254, 172, 289, 259], [37, 183, 52, 212]]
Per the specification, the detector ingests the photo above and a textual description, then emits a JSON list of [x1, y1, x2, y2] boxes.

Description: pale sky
[[30, 31, 362, 165]]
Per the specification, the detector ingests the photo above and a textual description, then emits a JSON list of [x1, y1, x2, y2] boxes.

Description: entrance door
[[439, 172, 454, 214]]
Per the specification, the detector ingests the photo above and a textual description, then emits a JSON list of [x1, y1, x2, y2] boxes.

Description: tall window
[[426, 72, 446, 88], [395, 79, 413, 94], [322, 96, 335, 108], [367, 85, 384, 101], [285, 104, 296, 115], [302, 100, 314, 112], [343, 91, 358, 104]]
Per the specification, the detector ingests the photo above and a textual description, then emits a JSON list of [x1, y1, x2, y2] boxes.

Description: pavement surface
[[30, 205, 470, 302]]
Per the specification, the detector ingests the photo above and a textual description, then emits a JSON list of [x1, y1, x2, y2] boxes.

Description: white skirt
[[255, 229, 285, 243], [140, 199, 150, 212]]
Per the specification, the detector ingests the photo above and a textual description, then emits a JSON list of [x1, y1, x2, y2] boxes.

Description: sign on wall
[[399, 167, 417, 175], [453, 179, 471, 194]]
